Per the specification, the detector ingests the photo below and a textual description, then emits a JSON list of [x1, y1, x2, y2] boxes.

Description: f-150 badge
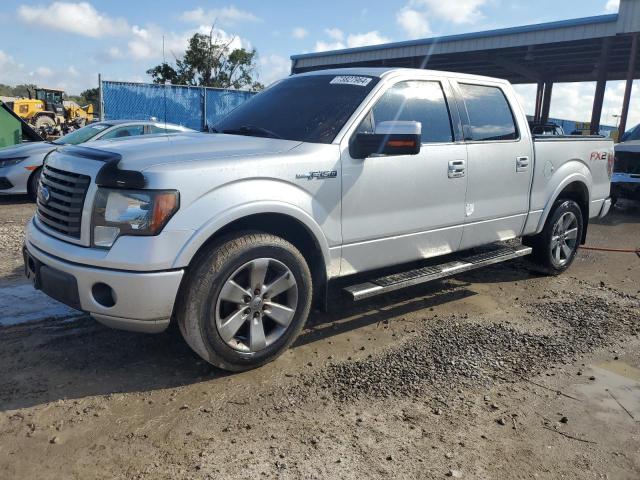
[[296, 170, 338, 180]]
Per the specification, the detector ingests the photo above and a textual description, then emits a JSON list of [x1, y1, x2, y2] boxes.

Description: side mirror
[[350, 121, 421, 159]]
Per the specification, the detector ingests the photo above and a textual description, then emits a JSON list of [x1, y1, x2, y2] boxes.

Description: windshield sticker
[[91, 125, 109, 130], [330, 76, 372, 87]]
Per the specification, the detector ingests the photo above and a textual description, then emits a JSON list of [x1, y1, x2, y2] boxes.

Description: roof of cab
[[295, 67, 510, 84]]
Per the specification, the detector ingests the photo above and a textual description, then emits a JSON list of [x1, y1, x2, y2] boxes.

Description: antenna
[[162, 35, 168, 128]]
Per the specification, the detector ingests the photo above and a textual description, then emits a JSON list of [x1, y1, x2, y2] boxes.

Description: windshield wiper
[[222, 125, 283, 139]]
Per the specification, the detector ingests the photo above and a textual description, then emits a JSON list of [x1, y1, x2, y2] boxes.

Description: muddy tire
[[34, 115, 55, 130], [176, 232, 313, 372], [525, 199, 584, 275], [27, 167, 42, 202]]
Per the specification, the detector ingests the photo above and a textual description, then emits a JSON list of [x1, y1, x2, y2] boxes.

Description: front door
[[340, 79, 468, 275], [453, 81, 534, 249]]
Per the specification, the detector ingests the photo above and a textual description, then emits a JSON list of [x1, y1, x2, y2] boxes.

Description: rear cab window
[[458, 83, 519, 142]]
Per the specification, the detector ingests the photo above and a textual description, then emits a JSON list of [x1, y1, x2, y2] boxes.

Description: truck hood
[[615, 141, 640, 154], [0, 141, 55, 159], [84, 132, 302, 170]]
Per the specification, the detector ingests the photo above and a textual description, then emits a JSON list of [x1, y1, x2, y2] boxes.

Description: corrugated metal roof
[[291, 14, 618, 64]]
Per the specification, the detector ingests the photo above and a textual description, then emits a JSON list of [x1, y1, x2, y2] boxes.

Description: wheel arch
[[537, 176, 590, 244], [173, 206, 332, 307], [26, 166, 42, 197]]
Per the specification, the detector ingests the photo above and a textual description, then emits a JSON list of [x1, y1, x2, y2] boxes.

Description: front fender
[[170, 179, 338, 276]]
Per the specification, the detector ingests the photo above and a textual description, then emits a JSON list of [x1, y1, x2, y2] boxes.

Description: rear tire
[[176, 232, 313, 371], [34, 115, 55, 130], [525, 199, 584, 275], [27, 167, 42, 202]]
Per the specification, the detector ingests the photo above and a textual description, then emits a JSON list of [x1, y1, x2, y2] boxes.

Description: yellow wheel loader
[[11, 88, 94, 138]]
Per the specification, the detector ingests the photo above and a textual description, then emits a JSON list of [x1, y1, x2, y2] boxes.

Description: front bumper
[[0, 163, 34, 194], [24, 240, 184, 333], [611, 173, 640, 200]]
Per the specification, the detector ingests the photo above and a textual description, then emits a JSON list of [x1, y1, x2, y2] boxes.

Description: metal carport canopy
[[291, 1, 640, 135]]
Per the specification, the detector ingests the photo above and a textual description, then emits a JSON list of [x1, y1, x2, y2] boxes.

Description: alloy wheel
[[550, 211, 579, 267], [214, 258, 298, 353]]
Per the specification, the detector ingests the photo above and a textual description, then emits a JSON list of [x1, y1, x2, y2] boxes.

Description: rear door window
[[459, 83, 518, 141], [361, 81, 453, 143]]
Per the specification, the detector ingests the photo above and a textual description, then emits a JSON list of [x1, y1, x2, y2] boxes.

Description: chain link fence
[[101, 81, 256, 131]]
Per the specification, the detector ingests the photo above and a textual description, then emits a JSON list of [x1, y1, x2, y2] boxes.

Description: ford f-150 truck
[[23, 68, 614, 371]]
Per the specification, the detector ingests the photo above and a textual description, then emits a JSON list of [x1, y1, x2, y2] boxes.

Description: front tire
[[27, 167, 42, 202], [176, 233, 313, 371], [525, 199, 583, 275]]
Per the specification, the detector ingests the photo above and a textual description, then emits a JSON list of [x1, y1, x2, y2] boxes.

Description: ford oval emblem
[[39, 185, 51, 204]]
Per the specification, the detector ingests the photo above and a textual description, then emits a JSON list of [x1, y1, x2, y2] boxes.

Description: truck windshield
[[212, 74, 379, 144], [622, 124, 640, 142], [54, 123, 113, 145]]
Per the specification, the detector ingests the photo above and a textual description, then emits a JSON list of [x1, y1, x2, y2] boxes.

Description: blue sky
[[0, 0, 635, 126]]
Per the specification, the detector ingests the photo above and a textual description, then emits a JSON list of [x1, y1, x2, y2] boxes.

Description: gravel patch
[[0, 223, 25, 259], [311, 290, 640, 402]]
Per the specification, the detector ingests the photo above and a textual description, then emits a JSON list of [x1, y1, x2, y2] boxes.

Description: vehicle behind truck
[[23, 68, 614, 371]]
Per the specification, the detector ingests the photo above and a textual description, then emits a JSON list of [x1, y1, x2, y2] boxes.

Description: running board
[[344, 243, 532, 301]]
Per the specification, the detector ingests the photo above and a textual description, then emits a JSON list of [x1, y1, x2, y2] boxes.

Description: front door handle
[[448, 160, 466, 178], [516, 156, 530, 172]]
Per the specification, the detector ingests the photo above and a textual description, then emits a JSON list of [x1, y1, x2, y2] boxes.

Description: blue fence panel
[[102, 81, 256, 131], [205, 89, 254, 128]]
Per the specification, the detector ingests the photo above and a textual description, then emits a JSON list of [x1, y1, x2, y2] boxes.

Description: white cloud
[[0, 50, 14, 69], [34, 66, 54, 78], [325, 27, 344, 41], [128, 24, 249, 61], [17, 2, 129, 38], [406, 0, 488, 25], [314, 40, 346, 52], [103, 46, 124, 61], [347, 31, 390, 48], [605, 0, 620, 12], [396, 7, 431, 39], [314, 29, 390, 52], [512, 81, 640, 131], [259, 54, 290, 85], [292, 27, 308, 39], [180, 6, 259, 26], [67, 65, 79, 77]]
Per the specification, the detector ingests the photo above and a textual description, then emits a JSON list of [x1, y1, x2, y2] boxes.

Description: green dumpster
[[0, 101, 21, 148]]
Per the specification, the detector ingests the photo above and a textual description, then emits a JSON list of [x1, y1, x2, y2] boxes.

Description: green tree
[[147, 29, 264, 91], [79, 88, 99, 111], [11, 84, 37, 98]]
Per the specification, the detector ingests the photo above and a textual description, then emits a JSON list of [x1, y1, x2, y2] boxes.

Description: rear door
[[453, 81, 534, 249], [340, 78, 468, 275]]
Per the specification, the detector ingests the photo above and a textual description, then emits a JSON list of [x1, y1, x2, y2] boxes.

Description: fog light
[[92, 282, 116, 308], [94, 226, 120, 248]]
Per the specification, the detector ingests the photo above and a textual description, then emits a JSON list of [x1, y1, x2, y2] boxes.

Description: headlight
[[0, 157, 26, 168], [92, 188, 179, 248]]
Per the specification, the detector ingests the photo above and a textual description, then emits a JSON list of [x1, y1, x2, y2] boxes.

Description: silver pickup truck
[[23, 68, 614, 371]]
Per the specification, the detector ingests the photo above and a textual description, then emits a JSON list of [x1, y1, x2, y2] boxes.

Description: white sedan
[[0, 120, 194, 199]]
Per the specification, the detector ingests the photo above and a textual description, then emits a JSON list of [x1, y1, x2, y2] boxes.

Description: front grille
[[614, 151, 640, 175], [36, 164, 90, 239]]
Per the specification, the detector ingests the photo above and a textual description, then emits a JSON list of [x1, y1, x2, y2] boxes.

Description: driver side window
[[357, 81, 454, 143]]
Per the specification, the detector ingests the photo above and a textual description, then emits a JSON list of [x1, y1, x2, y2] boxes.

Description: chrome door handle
[[516, 156, 530, 172], [448, 160, 466, 178]]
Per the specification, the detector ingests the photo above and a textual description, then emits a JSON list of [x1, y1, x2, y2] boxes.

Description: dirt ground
[[0, 195, 639, 480]]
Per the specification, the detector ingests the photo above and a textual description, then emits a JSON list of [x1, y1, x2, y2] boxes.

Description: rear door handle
[[516, 156, 530, 172], [448, 160, 466, 178]]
